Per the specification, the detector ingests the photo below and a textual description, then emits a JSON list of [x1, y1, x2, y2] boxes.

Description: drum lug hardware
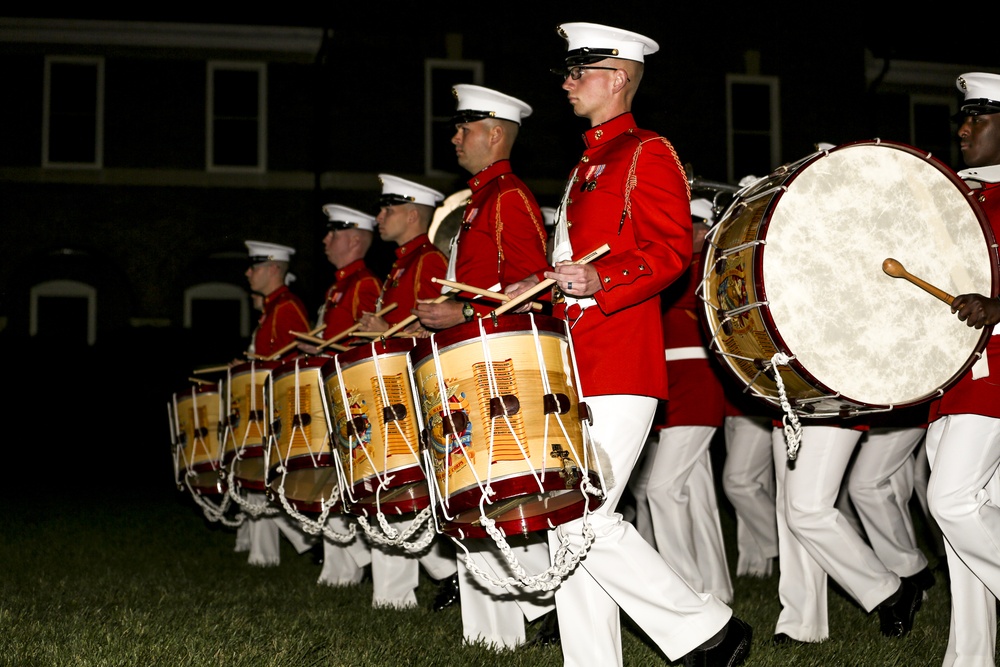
[[714, 257, 727, 275], [490, 312, 499, 327], [543, 393, 571, 415], [348, 416, 368, 438], [292, 413, 311, 427], [718, 311, 733, 336], [442, 411, 469, 438], [489, 395, 520, 418], [383, 404, 407, 423], [578, 401, 593, 425]]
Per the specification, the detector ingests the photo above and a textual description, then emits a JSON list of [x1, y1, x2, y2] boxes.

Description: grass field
[[0, 337, 964, 666], [0, 468, 957, 667]]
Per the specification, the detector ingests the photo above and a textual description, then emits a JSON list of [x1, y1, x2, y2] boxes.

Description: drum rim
[[322, 337, 416, 377], [410, 312, 566, 365]]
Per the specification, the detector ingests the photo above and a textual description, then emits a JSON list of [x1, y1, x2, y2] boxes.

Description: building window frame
[[30, 279, 97, 345], [424, 58, 483, 176], [726, 74, 781, 183], [184, 282, 250, 337], [42, 55, 104, 169], [206, 60, 267, 174]]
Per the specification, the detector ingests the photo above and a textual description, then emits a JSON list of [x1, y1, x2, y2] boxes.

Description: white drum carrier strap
[[664, 346, 708, 361]]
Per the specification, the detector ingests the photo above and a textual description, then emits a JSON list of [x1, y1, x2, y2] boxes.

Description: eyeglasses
[[556, 66, 629, 82]]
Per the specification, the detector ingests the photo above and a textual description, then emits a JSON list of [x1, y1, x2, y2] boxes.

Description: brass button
[[595, 130, 603, 139], [622, 269, 629, 276], [638, 264, 645, 270], [603, 276, 611, 283], [581, 156, 590, 163]]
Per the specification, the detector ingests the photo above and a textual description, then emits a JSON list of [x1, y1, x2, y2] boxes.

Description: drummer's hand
[[297, 342, 321, 355], [952, 293, 1000, 329], [504, 276, 541, 313], [545, 262, 598, 298], [357, 311, 389, 332], [413, 299, 465, 330], [228, 357, 243, 368], [401, 319, 432, 337]]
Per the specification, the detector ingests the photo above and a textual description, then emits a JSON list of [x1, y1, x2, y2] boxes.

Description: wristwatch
[[462, 302, 475, 322]]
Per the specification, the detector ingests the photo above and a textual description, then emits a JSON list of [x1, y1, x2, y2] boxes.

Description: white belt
[[665, 346, 708, 361]]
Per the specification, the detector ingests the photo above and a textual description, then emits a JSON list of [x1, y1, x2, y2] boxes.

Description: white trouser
[[721, 415, 777, 577], [645, 426, 733, 602], [369, 514, 457, 608], [234, 521, 250, 552], [911, 438, 947, 559], [245, 491, 316, 567], [625, 433, 657, 545], [926, 414, 1000, 667], [773, 426, 899, 642], [847, 426, 928, 577], [548, 395, 732, 667], [456, 535, 554, 649], [317, 514, 372, 586]]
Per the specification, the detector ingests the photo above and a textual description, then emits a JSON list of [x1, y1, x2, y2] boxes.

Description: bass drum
[[700, 140, 998, 416]]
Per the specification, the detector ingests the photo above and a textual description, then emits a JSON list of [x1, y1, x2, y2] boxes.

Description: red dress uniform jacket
[[929, 179, 1000, 420], [454, 160, 548, 316], [250, 285, 310, 359], [377, 234, 448, 326], [555, 113, 692, 399], [660, 254, 725, 427], [317, 259, 381, 340]]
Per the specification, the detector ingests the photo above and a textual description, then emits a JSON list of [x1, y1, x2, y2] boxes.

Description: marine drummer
[[238, 241, 318, 567], [353, 175, 461, 611], [925, 70, 1000, 667], [412, 83, 556, 649], [301, 204, 381, 588], [504, 21, 751, 666]]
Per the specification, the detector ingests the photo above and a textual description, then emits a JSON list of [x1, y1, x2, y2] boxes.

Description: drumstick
[[192, 364, 231, 375], [491, 243, 611, 317], [882, 258, 955, 305], [315, 303, 399, 350], [433, 278, 511, 301], [378, 295, 450, 338], [265, 323, 327, 361], [432, 277, 543, 311], [292, 330, 325, 344]]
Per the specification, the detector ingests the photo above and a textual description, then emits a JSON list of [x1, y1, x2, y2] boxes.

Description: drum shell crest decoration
[[700, 140, 998, 416], [322, 338, 428, 516]]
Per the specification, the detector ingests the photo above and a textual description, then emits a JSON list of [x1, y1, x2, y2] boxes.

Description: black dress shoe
[[682, 617, 752, 667], [877, 579, 922, 637], [431, 573, 460, 612], [523, 610, 560, 648], [903, 567, 936, 592]]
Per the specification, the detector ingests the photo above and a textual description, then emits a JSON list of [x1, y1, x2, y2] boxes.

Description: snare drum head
[[706, 141, 996, 410]]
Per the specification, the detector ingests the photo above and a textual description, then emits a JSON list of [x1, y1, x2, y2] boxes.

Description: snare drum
[[701, 140, 998, 416], [222, 360, 279, 491], [323, 338, 428, 516], [267, 356, 343, 513], [171, 381, 225, 495], [410, 313, 602, 538]]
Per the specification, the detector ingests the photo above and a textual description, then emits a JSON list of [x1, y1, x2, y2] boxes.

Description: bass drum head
[[429, 189, 471, 257], [704, 140, 997, 413]]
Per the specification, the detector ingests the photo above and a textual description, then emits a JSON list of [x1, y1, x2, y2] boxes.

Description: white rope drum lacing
[[269, 364, 355, 543], [455, 316, 605, 591], [771, 352, 803, 460]]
